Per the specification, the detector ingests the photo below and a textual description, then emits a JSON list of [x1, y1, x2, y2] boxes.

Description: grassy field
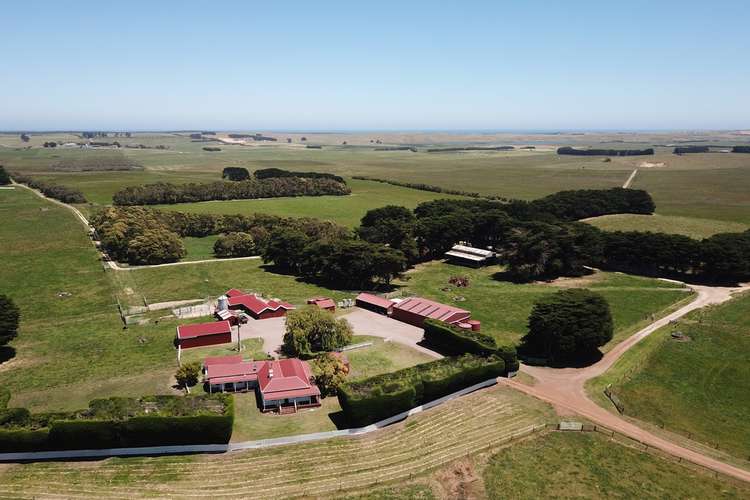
[[594, 292, 750, 460], [155, 178, 465, 228], [483, 431, 750, 499], [182, 235, 220, 260], [399, 262, 693, 348], [584, 213, 749, 239], [0, 187, 177, 411], [0, 385, 554, 498]]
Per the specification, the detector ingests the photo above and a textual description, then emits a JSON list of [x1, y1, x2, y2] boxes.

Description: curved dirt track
[[501, 283, 750, 483]]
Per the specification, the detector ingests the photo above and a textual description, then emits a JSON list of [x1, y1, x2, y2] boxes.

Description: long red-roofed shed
[[176, 320, 232, 349], [391, 297, 471, 328], [227, 293, 295, 320], [355, 293, 394, 314]]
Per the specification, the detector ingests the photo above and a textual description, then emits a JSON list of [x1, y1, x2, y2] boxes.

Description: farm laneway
[[501, 283, 750, 483]]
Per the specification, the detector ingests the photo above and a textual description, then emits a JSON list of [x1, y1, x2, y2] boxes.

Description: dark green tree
[[0, 166, 10, 185], [521, 289, 613, 364], [0, 295, 20, 346], [213, 232, 256, 258]]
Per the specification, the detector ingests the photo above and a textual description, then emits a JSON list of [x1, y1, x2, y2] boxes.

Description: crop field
[[584, 213, 749, 239], [0, 385, 554, 499], [482, 431, 750, 499], [399, 262, 693, 348], [600, 291, 750, 460]]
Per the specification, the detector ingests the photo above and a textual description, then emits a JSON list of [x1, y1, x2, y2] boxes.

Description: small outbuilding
[[307, 297, 336, 312], [444, 244, 496, 267], [355, 292, 394, 315], [176, 320, 232, 349]]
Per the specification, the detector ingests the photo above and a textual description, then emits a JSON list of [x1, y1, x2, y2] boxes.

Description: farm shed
[[176, 320, 232, 349], [355, 292, 394, 314], [391, 297, 472, 329], [307, 297, 336, 312], [227, 293, 295, 320], [444, 244, 496, 267]]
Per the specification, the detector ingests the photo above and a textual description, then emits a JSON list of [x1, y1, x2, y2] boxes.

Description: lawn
[[483, 431, 750, 499], [182, 234, 220, 261], [584, 213, 749, 239], [595, 291, 750, 460], [399, 262, 693, 348]]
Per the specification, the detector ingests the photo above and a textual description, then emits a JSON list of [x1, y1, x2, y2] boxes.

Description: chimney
[[268, 368, 274, 379]]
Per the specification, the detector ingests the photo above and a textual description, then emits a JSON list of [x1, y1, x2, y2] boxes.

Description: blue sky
[[2, 1, 749, 130]]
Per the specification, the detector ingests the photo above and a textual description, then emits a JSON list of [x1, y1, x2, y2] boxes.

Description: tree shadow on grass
[[0, 346, 16, 365], [328, 409, 351, 430], [520, 349, 603, 369]]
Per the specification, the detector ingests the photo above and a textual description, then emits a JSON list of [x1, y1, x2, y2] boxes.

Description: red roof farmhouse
[[204, 355, 320, 412], [176, 320, 232, 349]]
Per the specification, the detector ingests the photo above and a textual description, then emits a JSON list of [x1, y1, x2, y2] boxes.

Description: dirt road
[[622, 168, 638, 188], [501, 283, 750, 483]]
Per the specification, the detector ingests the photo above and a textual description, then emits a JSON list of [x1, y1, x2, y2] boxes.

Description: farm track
[[0, 388, 548, 499]]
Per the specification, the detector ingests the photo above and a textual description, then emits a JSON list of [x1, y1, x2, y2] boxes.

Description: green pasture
[[584, 213, 749, 239], [594, 291, 750, 460]]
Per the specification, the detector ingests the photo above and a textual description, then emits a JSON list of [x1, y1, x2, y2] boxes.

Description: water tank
[[217, 295, 229, 311]]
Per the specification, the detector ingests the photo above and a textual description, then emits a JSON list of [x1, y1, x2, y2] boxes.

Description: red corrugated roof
[[177, 320, 232, 339], [258, 358, 315, 395], [393, 297, 470, 324], [309, 297, 336, 309], [228, 294, 295, 315], [203, 354, 243, 366], [355, 292, 394, 309], [205, 360, 263, 384], [225, 288, 245, 297], [203, 357, 319, 399]]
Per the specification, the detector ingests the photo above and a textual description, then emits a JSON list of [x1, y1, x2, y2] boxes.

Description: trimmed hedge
[[0, 395, 234, 452], [422, 318, 497, 356], [338, 354, 506, 426], [557, 147, 654, 156]]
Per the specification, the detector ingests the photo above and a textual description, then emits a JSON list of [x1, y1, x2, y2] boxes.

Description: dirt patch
[[432, 457, 485, 500], [639, 161, 666, 168], [541, 271, 604, 288]]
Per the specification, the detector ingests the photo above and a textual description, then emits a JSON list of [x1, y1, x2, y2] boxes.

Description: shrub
[[202, 147, 221, 152], [0, 166, 10, 185], [213, 232, 256, 258], [521, 289, 613, 364], [422, 319, 498, 356], [175, 362, 202, 389], [222, 167, 250, 181], [312, 353, 349, 396]]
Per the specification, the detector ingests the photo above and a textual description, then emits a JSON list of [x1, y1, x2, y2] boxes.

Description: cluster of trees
[[732, 146, 750, 153], [262, 227, 407, 288], [601, 230, 750, 283], [557, 147, 654, 156], [202, 147, 221, 152], [90, 207, 186, 264], [11, 174, 87, 203], [283, 307, 353, 357], [426, 146, 514, 152], [20, 134, 30, 142], [0, 166, 10, 185], [253, 167, 345, 184], [213, 232, 257, 258], [112, 177, 350, 205], [222, 167, 250, 181], [0, 295, 20, 348], [43, 141, 58, 148], [674, 146, 709, 154], [531, 188, 655, 221], [521, 289, 613, 364], [352, 175, 505, 200]]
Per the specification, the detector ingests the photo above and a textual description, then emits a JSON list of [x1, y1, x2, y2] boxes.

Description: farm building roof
[[176, 320, 232, 340], [228, 294, 295, 315], [355, 293, 394, 310], [203, 354, 243, 367], [257, 358, 320, 400], [205, 360, 264, 385], [444, 244, 495, 262], [392, 297, 470, 324], [308, 297, 336, 309], [225, 288, 246, 297]]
